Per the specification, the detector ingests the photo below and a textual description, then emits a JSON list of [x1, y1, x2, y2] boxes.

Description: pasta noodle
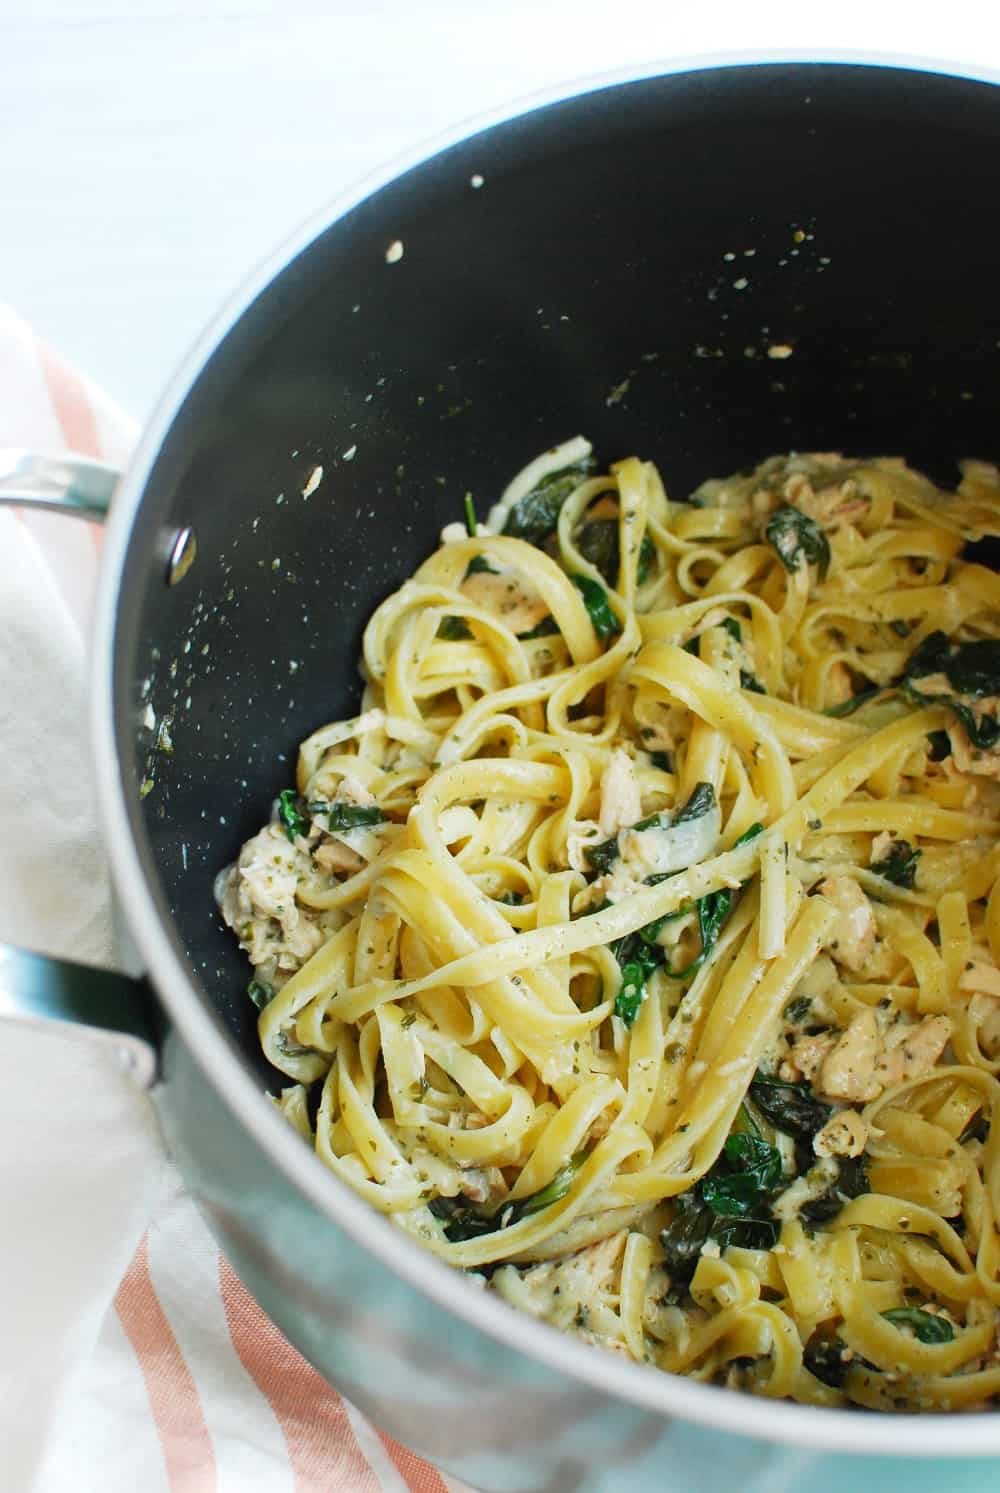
[[217, 440, 1000, 1410]]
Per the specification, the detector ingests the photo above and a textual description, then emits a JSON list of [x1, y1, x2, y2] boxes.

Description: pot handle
[[0, 450, 158, 1086], [0, 447, 117, 519], [0, 945, 158, 1087]]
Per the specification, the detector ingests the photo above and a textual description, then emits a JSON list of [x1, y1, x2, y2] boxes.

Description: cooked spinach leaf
[[465, 553, 498, 576], [307, 802, 385, 831], [674, 781, 717, 824], [574, 521, 654, 588], [903, 633, 1000, 749], [765, 505, 831, 581], [700, 1134, 783, 1218], [748, 1073, 830, 1141], [659, 1190, 717, 1277], [668, 821, 763, 980], [516, 1151, 587, 1217], [804, 1334, 851, 1388], [783, 995, 813, 1025], [614, 942, 663, 1025], [428, 1151, 586, 1241], [734, 822, 766, 848], [275, 1030, 315, 1059], [437, 615, 473, 641], [870, 838, 921, 889], [824, 685, 883, 718], [799, 1154, 870, 1227], [629, 786, 711, 836], [576, 517, 618, 584], [906, 631, 1000, 697], [659, 1181, 780, 1282], [278, 789, 309, 842], [517, 614, 560, 640], [952, 700, 1000, 750], [881, 1306, 954, 1344], [584, 833, 620, 875], [428, 1195, 497, 1242], [571, 573, 621, 640], [501, 458, 597, 544], [247, 979, 274, 1010], [716, 616, 766, 692], [926, 728, 952, 761]]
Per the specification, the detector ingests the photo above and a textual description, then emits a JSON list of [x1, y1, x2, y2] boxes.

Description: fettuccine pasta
[[218, 440, 1000, 1410]]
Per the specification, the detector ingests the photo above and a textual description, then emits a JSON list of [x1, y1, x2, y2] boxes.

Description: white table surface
[[6, 0, 1000, 427]]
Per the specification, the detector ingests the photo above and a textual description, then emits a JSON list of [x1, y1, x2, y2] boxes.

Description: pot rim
[[93, 48, 1000, 1459]]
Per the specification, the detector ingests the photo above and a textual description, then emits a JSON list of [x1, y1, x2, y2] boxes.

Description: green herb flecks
[[765, 505, 832, 581], [501, 457, 597, 544], [870, 838, 921, 889], [278, 789, 309, 842], [571, 573, 621, 640], [464, 492, 478, 536], [881, 1307, 954, 1344]]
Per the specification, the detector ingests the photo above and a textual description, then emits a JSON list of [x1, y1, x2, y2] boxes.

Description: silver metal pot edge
[[90, 47, 1000, 1460]]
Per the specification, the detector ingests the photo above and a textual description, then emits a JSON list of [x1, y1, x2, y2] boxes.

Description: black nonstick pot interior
[[115, 61, 1000, 1082]]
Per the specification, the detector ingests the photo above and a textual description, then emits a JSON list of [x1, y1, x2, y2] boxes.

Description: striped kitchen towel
[[0, 300, 472, 1493]]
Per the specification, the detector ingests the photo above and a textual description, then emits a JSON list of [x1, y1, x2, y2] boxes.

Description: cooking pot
[[4, 55, 1000, 1493]]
